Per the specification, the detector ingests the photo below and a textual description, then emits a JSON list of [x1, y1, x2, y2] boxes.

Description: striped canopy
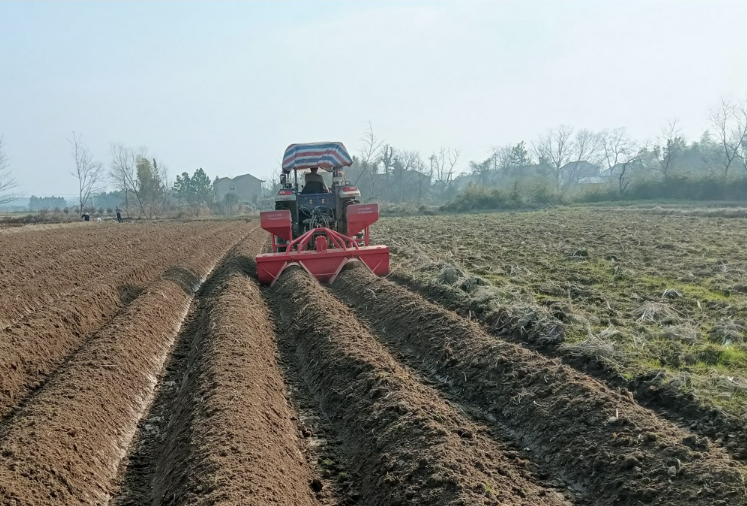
[[282, 142, 353, 173]]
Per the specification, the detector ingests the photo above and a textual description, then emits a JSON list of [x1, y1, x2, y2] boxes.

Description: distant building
[[214, 174, 264, 205], [559, 161, 602, 187], [600, 160, 645, 179]]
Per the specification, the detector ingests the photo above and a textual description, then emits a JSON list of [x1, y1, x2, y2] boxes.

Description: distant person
[[81, 212, 90, 222], [302, 167, 329, 194], [116, 207, 123, 223]]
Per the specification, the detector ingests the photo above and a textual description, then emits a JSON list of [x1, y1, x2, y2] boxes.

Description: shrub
[[444, 175, 747, 211]]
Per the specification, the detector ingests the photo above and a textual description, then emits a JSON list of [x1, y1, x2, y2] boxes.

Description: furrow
[[332, 266, 747, 506], [114, 231, 325, 506], [390, 271, 747, 461], [0, 224, 247, 421], [0, 226, 246, 506], [269, 267, 576, 506], [0, 222, 226, 325]]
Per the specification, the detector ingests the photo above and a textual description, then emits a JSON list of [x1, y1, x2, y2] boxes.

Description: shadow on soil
[[117, 285, 144, 305], [114, 254, 257, 505], [161, 267, 202, 295]]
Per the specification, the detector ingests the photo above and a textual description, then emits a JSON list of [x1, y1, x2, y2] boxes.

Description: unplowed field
[[1, 213, 746, 506]]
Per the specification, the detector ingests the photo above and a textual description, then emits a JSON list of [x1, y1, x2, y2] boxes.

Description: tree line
[[2, 95, 746, 212], [260, 96, 747, 208], [0, 131, 235, 217], [106, 143, 234, 217]]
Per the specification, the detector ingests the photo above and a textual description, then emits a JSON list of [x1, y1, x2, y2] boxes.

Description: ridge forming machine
[[256, 142, 390, 285]]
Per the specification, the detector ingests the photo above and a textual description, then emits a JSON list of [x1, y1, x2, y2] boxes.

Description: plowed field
[[1, 213, 746, 506]]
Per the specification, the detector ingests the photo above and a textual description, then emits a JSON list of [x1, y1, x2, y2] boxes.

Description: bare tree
[[156, 159, 172, 212], [356, 122, 384, 200], [110, 143, 141, 217], [415, 156, 431, 205], [552, 129, 602, 190], [491, 144, 514, 172], [572, 129, 601, 164], [533, 125, 574, 190], [0, 136, 20, 206], [445, 148, 460, 183], [395, 150, 421, 202], [710, 97, 747, 178], [380, 144, 395, 183], [599, 128, 643, 194], [430, 147, 461, 183], [430, 147, 461, 201], [653, 119, 684, 184], [69, 132, 104, 214], [109, 143, 159, 218], [534, 127, 568, 188]]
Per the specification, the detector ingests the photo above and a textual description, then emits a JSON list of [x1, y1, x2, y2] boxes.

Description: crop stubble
[[332, 266, 747, 505], [377, 210, 747, 460], [270, 268, 576, 506]]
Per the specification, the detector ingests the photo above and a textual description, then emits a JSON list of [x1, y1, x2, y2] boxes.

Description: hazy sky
[[1, 0, 746, 198]]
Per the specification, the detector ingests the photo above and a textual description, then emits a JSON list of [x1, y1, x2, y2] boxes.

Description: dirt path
[[0, 227, 248, 506], [269, 267, 576, 506], [332, 266, 747, 506]]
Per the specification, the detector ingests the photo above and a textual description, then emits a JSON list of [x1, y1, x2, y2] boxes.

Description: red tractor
[[256, 142, 390, 285]]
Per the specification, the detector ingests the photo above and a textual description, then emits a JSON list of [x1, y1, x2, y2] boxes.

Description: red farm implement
[[255, 142, 389, 285], [256, 203, 389, 285]]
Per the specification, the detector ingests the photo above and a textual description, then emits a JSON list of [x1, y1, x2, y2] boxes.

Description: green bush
[[444, 175, 747, 211], [442, 181, 558, 212]]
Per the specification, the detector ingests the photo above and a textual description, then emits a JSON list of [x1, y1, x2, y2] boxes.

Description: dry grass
[[660, 323, 701, 343], [634, 301, 681, 324], [376, 207, 747, 418], [560, 333, 622, 366]]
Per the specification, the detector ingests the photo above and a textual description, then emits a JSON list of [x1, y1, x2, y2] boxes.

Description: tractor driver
[[302, 167, 329, 194]]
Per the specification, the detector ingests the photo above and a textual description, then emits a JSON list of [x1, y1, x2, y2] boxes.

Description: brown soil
[[0, 223, 104, 268], [332, 266, 747, 506], [114, 232, 323, 506], [0, 222, 225, 326], [0, 222, 181, 286], [269, 267, 576, 506], [377, 210, 747, 457], [391, 270, 747, 461], [2, 220, 746, 506], [0, 225, 249, 506], [0, 224, 247, 421]]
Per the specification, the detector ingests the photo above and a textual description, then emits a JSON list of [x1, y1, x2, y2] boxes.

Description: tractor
[[256, 142, 389, 285]]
